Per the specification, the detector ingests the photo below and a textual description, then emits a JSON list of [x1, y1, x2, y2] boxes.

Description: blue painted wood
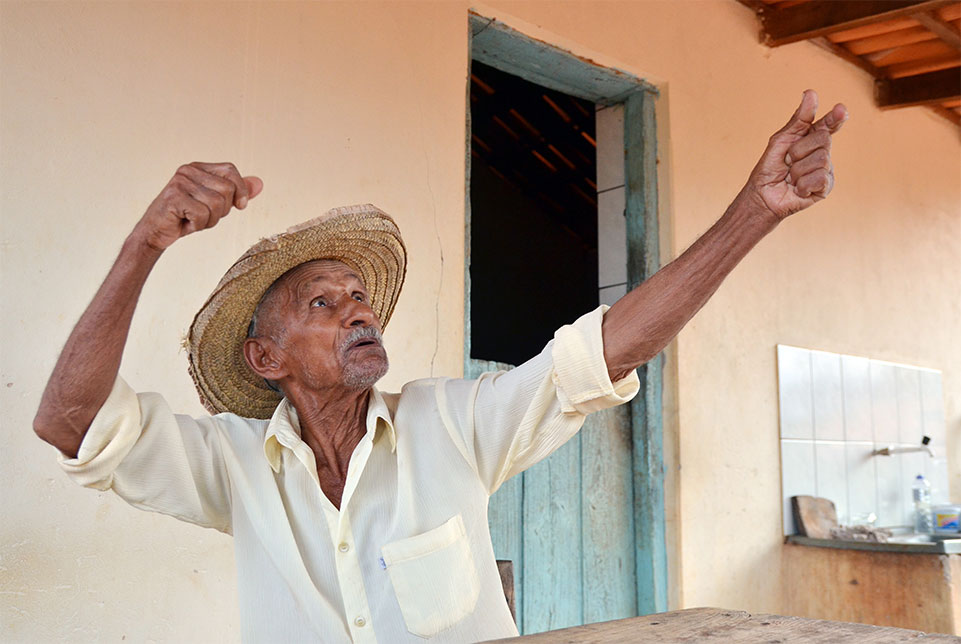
[[624, 89, 668, 615], [469, 13, 656, 106], [522, 433, 583, 633], [489, 469, 524, 628], [466, 359, 524, 629], [581, 405, 637, 622]]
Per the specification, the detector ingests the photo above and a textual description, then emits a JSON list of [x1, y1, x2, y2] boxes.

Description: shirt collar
[[262, 388, 396, 473]]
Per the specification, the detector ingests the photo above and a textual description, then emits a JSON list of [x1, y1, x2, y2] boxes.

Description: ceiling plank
[[912, 10, 961, 50], [867, 39, 955, 67], [875, 66, 961, 108], [827, 17, 919, 44], [844, 26, 937, 56], [886, 54, 959, 77], [759, 0, 954, 47]]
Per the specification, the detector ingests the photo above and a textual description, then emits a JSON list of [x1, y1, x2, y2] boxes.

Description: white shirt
[[59, 306, 639, 642]]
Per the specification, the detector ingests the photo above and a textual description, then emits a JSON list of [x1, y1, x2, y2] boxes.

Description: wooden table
[[484, 607, 961, 642]]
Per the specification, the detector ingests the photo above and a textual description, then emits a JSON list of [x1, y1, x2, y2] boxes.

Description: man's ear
[[243, 337, 288, 381]]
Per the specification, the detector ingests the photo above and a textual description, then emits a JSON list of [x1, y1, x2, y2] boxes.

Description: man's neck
[[287, 385, 371, 509]]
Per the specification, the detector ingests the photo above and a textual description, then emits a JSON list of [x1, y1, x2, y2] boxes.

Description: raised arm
[[34, 163, 263, 457], [603, 90, 848, 381]]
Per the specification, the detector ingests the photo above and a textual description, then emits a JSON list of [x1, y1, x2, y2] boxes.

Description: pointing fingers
[[814, 103, 849, 135], [778, 89, 818, 137]]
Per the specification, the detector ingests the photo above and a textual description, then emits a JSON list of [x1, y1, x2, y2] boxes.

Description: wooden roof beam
[[912, 10, 961, 51], [928, 104, 961, 125], [875, 67, 961, 108], [755, 0, 955, 47], [810, 37, 883, 78]]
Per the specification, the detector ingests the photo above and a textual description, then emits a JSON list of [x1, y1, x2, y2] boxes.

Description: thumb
[[243, 176, 264, 201], [780, 89, 818, 136]]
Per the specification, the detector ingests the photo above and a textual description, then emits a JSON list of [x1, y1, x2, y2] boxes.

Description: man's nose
[[342, 298, 375, 328]]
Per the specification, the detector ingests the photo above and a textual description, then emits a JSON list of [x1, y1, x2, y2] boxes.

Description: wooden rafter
[[810, 36, 883, 77], [912, 10, 961, 50], [929, 104, 961, 124], [876, 67, 961, 108], [756, 0, 954, 47]]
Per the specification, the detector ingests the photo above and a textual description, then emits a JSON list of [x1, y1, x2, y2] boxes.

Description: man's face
[[249, 260, 389, 393]]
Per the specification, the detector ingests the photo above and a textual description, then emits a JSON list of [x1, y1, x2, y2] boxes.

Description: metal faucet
[[872, 436, 935, 458]]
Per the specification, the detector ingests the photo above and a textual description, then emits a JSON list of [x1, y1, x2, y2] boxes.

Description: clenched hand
[[134, 162, 264, 252]]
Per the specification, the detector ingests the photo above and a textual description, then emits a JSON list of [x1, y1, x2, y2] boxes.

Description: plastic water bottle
[[912, 474, 933, 534]]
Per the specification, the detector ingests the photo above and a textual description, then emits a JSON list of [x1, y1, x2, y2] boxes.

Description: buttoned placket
[[328, 432, 377, 643], [281, 423, 379, 643]]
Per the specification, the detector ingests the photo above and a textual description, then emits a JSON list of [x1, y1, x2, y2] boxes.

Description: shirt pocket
[[381, 514, 480, 638]]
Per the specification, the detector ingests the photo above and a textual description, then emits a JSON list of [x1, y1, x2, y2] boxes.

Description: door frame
[[464, 11, 669, 618]]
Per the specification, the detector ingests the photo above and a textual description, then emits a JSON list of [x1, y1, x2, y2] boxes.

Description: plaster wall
[[1, 1, 958, 640]]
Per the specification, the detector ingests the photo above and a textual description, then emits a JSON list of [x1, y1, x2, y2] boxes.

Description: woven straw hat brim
[[187, 204, 406, 419]]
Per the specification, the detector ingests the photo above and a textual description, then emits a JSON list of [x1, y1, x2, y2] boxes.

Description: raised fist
[[134, 162, 264, 251]]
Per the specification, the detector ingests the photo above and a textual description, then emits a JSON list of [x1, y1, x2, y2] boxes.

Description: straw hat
[[186, 204, 406, 419]]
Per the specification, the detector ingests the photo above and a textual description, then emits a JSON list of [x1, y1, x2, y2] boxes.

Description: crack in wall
[[425, 147, 443, 377]]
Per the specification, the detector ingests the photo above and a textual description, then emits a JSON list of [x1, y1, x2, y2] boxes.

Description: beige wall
[[2, 1, 958, 640]]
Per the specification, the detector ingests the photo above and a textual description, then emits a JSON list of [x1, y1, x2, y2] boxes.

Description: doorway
[[466, 13, 667, 634]]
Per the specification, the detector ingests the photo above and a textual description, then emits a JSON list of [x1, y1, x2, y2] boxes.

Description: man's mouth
[[347, 337, 380, 351], [341, 327, 384, 354]]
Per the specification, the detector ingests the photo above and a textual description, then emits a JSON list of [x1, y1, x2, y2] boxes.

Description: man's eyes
[[309, 293, 365, 307]]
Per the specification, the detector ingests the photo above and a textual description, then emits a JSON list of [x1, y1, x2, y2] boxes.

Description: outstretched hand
[[744, 90, 848, 222], [134, 162, 264, 252]]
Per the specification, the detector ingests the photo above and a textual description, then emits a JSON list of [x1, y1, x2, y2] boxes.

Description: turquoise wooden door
[[466, 13, 667, 635], [467, 357, 636, 632]]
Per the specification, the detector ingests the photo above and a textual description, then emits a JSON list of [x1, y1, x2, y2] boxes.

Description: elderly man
[[34, 90, 846, 642]]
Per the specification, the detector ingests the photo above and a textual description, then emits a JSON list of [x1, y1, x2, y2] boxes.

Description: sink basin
[[888, 532, 961, 545]]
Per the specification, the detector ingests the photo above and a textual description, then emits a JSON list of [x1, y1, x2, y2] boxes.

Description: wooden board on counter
[[483, 607, 961, 642]]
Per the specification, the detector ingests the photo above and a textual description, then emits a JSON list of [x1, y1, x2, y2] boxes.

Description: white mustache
[[340, 326, 383, 354]]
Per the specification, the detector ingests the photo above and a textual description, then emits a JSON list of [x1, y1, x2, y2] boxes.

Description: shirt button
[[354, 616, 366, 627], [338, 542, 350, 553]]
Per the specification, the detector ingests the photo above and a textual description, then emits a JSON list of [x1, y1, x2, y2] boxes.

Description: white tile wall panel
[[841, 355, 872, 442], [919, 371, 949, 504], [597, 187, 627, 288], [781, 440, 817, 535], [815, 442, 849, 525], [595, 104, 624, 192], [895, 367, 923, 444], [919, 370, 946, 447], [779, 349, 946, 532], [598, 283, 627, 307], [777, 346, 814, 440], [929, 450, 950, 506], [812, 351, 844, 441], [875, 453, 905, 528], [845, 442, 878, 526], [870, 362, 899, 444]]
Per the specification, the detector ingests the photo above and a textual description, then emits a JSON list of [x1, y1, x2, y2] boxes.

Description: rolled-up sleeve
[[439, 306, 640, 494], [552, 305, 640, 415], [58, 376, 233, 534]]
